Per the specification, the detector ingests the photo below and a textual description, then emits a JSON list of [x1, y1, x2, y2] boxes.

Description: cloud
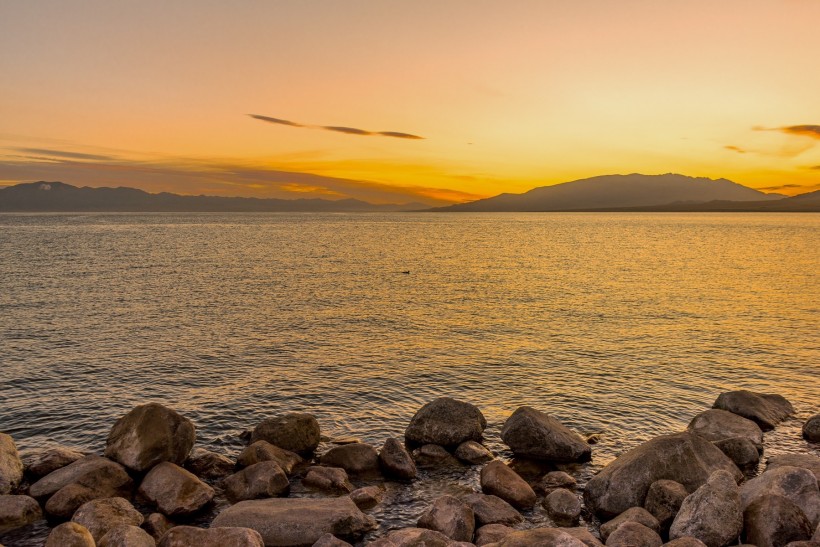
[[758, 183, 803, 191], [780, 125, 820, 139], [810, 165, 820, 170], [724, 145, 746, 153], [250, 114, 424, 140], [248, 114, 304, 127], [14, 147, 115, 161]]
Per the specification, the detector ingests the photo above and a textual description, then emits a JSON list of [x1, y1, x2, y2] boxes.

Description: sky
[[2, 0, 820, 205]]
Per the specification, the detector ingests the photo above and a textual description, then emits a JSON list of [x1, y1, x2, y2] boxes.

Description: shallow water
[[1, 212, 818, 545]]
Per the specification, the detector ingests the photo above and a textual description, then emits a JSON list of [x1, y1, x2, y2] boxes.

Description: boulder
[[143, 513, 173, 542], [804, 414, 820, 442], [211, 497, 377, 546], [238, 441, 303, 475], [45, 522, 96, 547], [157, 525, 265, 547], [405, 398, 487, 448], [138, 462, 214, 516], [105, 403, 196, 472], [98, 524, 156, 547], [250, 413, 321, 455], [713, 438, 759, 469], [463, 493, 522, 526], [600, 508, 661, 542], [45, 483, 103, 520], [669, 470, 743, 547], [644, 480, 688, 530], [184, 447, 235, 479], [302, 466, 354, 493], [584, 432, 742, 519], [687, 410, 764, 451], [475, 524, 515, 546], [743, 494, 813, 547], [71, 497, 144, 543], [544, 488, 581, 526], [367, 539, 397, 547], [606, 522, 662, 547], [740, 465, 820, 527], [319, 443, 380, 474], [500, 407, 591, 463], [712, 390, 794, 431], [21, 445, 85, 479], [313, 534, 353, 547], [455, 441, 494, 465], [29, 455, 132, 501], [535, 471, 577, 495], [349, 486, 384, 509], [222, 461, 290, 503], [413, 444, 462, 468], [386, 527, 453, 547], [487, 527, 587, 546], [0, 433, 23, 495], [662, 539, 707, 547], [558, 528, 604, 547], [767, 454, 820, 483], [379, 438, 417, 480], [0, 494, 42, 534], [480, 460, 536, 510], [417, 495, 475, 542]]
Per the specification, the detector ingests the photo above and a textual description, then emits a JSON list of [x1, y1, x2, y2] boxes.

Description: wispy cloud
[[724, 145, 746, 153], [249, 114, 424, 140], [14, 147, 116, 161], [779, 125, 820, 139], [759, 183, 802, 191]]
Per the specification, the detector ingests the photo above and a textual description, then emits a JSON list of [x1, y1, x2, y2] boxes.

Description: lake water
[[1, 212, 818, 544]]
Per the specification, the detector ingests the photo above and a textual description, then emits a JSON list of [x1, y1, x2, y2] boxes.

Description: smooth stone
[[544, 488, 581, 526], [367, 539, 397, 547], [583, 432, 742, 519], [29, 455, 132, 501], [405, 398, 487, 448], [487, 527, 587, 546], [379, 438, 417, 480], [0, 434, 23, 495], [138, 462, 214, 516], [21, 446, 85, 479], [767, 454, 820, 483], [237, 441, 303, 475], [418, 495, 475, 542], [319, 443, 380, 474], [313, 534, 353, 547], [687, 409, 764, 451], [558, 528, 604, 547], [713, 437, 759, 469], [45, 483, 101, 520], [0, 494, 43, 534], [250, 413, 321, 455], [662, 539, 707, 547], [71, 497, 144, 543], [606, 522, 662, 547], [143, 513, 173, 542], [45, 522, 96, 547], [507, 458, 554, 483], [600, 507, 661, 542], [222, 461, 289, 503], [804, 415, 820, 442], [741, 465, 820, 527], [98, 524, 156, 547], [302, 466, 354, 493], [475, 524, 515, 546], [644, 480, 688, 531], [669, 470, 743, 547], [455, 441, 494, 465], [157, 525, 265, 547], [743, 494, 813, 547], [535, 471, 577, 496], [105, 403, 196, 472], [500, 407, 591, 463], [413, 444, 462, 468], [386, 527, 453, 547], [480, 460, 536, 510], [463, 493, 523, 526], [184, 447, 235, 479], [350, 486, 384, 509], [712, 390, 794, 431]]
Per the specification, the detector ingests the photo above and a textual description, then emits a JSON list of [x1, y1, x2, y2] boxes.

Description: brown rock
[[21, 446, 85, 479], [463, 492, 522, 526], [712, 390, 794, 431], [417, 495, 475, 542], [455, 441, 494, 465], [142, 513, 173, 542], [644, 480, 688, 531], [413, 444, 462, 468], [157, 525, 265, 547], [71, 497, 144, 542], [767, 454, 820, 483], [0, 434, 23, 495], [184, 447, 234, 479], [741, 465, 820, 528], [313, 534, 353, 547], [500, 407, 591, 463], [535, 471, 577, 496], [302, 466, 354, 493], [558, 527, 604, 547], [713, 438, 759, 469], [405, 398, 487, 448], [222, 461, 290, 503], [319, 443, 380, 474], [476, 523, 515, 546], [237, 441, 303, 475], [29, 455, 132, 501], [600, 507, 661, 542], [138, 462, 214, 516], [480, 460, 536, 510], [687, 409, 764, 451], [0, 494, 43, 534], [669, 470, 743, 547], [544, 488, 581, 526], [379, 438, 417, 480], [250, 413, 321, 455], [350, 486, 384, 509], [98, 524, 156, 547], [45, 522, 96, 547], [489, 527, 587, 546], [743, 494, 813, 547], [804, 414, 820, 442], [386, 527, 453, 547], [662, 539, 707, 547], [606, 522, 662, 547]]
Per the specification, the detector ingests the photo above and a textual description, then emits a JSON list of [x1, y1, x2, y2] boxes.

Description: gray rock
[[142, 513, 173, 542], [320, 443, 380, 474], [386, 527, 453, 547], [713, 390, 794, 431], [302, 466, 354, 493], [644, 480, 688, 531], [669, 470, 743, 547], [606, 522, 662, 547], [157, 525, 265, 547], [45, 522, 96, 547], [544, 488, 581, 526], [743, 494, 813, 547], [0, 494, 42, 534], [313, 534, 353, 547], [805, 415, 820, 442], [222, 461, 290, 503], [600, 507, 661, 542], [379, 438, 417, 480], [558, 528, 604, 547], [105, 403, 196, 472], [405, 398, 487, 448], [184, 447, 235, 479], [350, 486, 384, 509], [713, 437, 759, 469], [98, 524, 156, 547], [662, 539, 707, 547], [0, 433, 23, 495], [480, 461, 536, 510], [584, 432, 742, 519], [488, 527, 587, 546], [251, 413, 321, 455], [71, 497, 144, 543], [237, 440, 303, 475], [413, 444, 462, 468], [475, 524, 515, 546], [455, 441, 494, 465], [138, 462, 214, 516], [687, 409, 764, 451], [500, 407, 591, 463], [535, 471, 577, 496], [741, 465, 820, 527], [463, 493, 522, 526], [21, 445, 85, 479], [767, 454, 820, 483], [418, 495, 475, 542]]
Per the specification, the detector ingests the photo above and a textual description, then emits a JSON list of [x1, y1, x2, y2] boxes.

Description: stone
[[535, 471, 577, 496], [669, 470, 743, 547], [413, 444, 462, 468], [71, 497, 144, 543], [222, 461, 290, 503], [21, 445, 85, 479], [405, 398, 487, 448], [0, 494, 42, 534], [45, 483, 101, 520], [606, 522, 662, 547], [379, 438, 417, 480], [662, 539, 707, 547], [237, 440, 303, 475], [507, 458, 554, 483], [250, 413, 321, 455], [367, 539, 397, 547], [313, 534, 353, 547], [713, 390, 794, 431], [480, 460, 536, 510], [45, 522, 96, 547], [138, 462, 214, 516], [211, 497, 377, 546], [687, 409, 764, 451], [386, 527, 453, 547], [143, 513, 173, 542], [600, 508, 661, 542], [767, 454, 820, 483], [350, 486, 384, 509], [105, 403, 196, 472], [302, 466, 354, 493], [0, 433, 23, 495], [319, 443, 380, 474], [98, 524, 156, 547], [713, 438, 759, 469], [29, 455, 132, 500], [743, 494, 813, 547], [644, 480, 688, 530], [559, 528, 604, 547], [455, 441, 494, 464], [805, 415, 820, 442], [741, 465, 820, 527], [417, 495, 475, 542], [184, 447, 235, 479], [463, 493, 522, 526], [500, 407, 591, 463], [488, 527, 587, 546], [544, 488, 581, 526], [476, 524, 515, 546], [157, 525, 265, 547], [583, 432, 742, 519]]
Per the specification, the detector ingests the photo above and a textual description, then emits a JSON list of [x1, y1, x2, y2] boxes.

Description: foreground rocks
[[405, 398, 487, 448], [138, 462, 214, 516], [0, 434, 23, 495], [184, 447, 234, 479], [45, 521, 96, 547], [251, 413, 321, 455], [319, 443, 380, 474], [70, 497, 144, 543], [500, 407, 591, 463], [0, 494, 42, 534], [417, 495, 475, 542], [237, 441, 303, 475], [740, 465, 820, 528], [669, 470, 743, 547], [712, 390, 794, 431], [803, 414, 820, 442], [687, 409, 764, 451], [157, 525, 265, 547], [480, 460, 536, 509], [21, 445, 85, 479], [742, 494, 813, 547], [378, 438, 417, 480], [222, 460, 290, 502]]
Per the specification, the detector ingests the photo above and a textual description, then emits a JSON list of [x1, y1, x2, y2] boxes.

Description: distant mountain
[[0, 182, 427, 212], [590, 189, 820, 212], [434, 173, 786, 212]]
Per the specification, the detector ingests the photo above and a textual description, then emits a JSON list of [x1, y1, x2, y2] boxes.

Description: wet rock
[[45, 483, 102, 520], [544, 488, 581, 526], [600, 507, 661, 542], [559, 528, 604, 547], [583, 432, 742, 519], [71, 497, 144, 543], [463, 493, 523, 526], [142, 513, 173, 542], [320, 443, 380, 474], [455, 441, 494, 465], [350, 486, 384, 509], [413, 444, 462, 468], [741, 465, 820, 527], [405, 398, 487, 448], [507, 458, 554, 483], [367, 539, 397, 547], [45, 522, 96, 547], [475, 524, 515, 546], [157, 525, 265, 547], [313, 534, 353, 547], [237, 440, 303, 475], [713, 438, 759, 469], [0, 494, 42, 534], [669, 470, 743, 547], [386, 527, 453, 547], [222, 461, 290, 503], [662, 539, 707, 547], [379, 438, 417, 480], [804, 414, 820, 442], [250, 413, 321, 455], [418, 495, 475, 542], [743, 494, 813, 547], [302, 466, 354, 493], [98, 524, 156, 547], [712, 390, 794, 431], [0, 433, 23, 495], [105, 403, 196, 472], [211, 497, 377, 546], [488, 527, 587, 546], [644, 480, 688, 531], [500, 407, 591, 463], [184, 447, 234, 479], [480, 460, 536, 510], [21, 446, 85, 479], [138, 462, 214, 516], [606, 522, 662, 547], [535, 471, 577, 496], [687, 409, 764, 452], [767, 454, 820, 483]]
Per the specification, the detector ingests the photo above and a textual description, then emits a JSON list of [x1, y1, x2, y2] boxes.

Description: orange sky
[[2, 0, 820, 204]]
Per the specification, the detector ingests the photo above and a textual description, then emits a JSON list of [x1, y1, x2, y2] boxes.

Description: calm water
[[1, 212, 818, 543]]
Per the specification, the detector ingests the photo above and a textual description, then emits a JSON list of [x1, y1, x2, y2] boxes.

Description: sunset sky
[[2, 0, 820, 205]]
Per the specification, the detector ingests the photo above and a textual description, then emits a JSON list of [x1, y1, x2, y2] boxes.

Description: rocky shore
[[1, 390, 818, 547]]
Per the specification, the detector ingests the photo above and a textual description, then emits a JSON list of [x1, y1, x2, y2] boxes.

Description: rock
[[741, 465, 820, 527], [71, 497, 144, 543], [558, 528, 604, 547], [237, 441, 303, 475], [45, 483, 106, 520], [211, 497, 377, 546], [644, 480, 688, 531], [455, 441, 494, 465], [157, 525, 265, 547], [500, 407, 591, 463], [600, 508, 661, 542], [21, 446, 85, 479], [184, 447, 234, 479], [105, 403, 196, 472], [379, 438, 417, 480], [767, 454, 820, 483], [535, 471, 577, 496], [0, 433, 23, 495], [584, 432, 742, 519], [413, 444, 462, 468], [606, 522, 662, 547], [319, 443, 380, 474], [544, 488, 581, 526], [222, 461, 290, 503], [30, 455, 131, 500], [250, 413, 321, 455], [476, 524, 515, 546], [713, 390, 794, 431], [98, 524, 156, 547], [367, 539, 397, 547], [487, 527, 587, 546], [463, 493, 522, 526], [350, 486, 384, 509], [302, 466, 354, 493], [507, 458, 554, 483], [480, 460, 536, 510], [405, 398, 487, 448], [669, 470, 743, 547], [687, 409, 764, 451], [417, 495, 475, 542], [138, 462, 214, 516], [713, 438, 759, 469], [0, 494, 42, 534], [805, 415, 820, 442], [313, 534, 353, 547], [743, 494, 813, 547], [143, 513, 173, 542], [662, 539, 707, 547], [386, 527, 453, 547], [45, 522, 96, 547]]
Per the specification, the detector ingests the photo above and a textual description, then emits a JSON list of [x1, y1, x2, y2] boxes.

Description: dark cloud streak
[[780, 125, 820, 139], [14, 147, 115, 161], [248, 114, 305, 127], [249, 114, 424, 140]]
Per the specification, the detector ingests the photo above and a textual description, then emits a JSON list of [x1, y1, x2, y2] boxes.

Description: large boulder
[[105, 403, 196, 472], [713, 438, 759, 469], [211, 497, 377, 546], [21, 445, 85, 479], [158, 525, 265, 547], [500, 407, 591, 463], [740, 465, 820, 527], [476, 524, 516, 546], [417, 495, 475, 542], [302, 466, 354, 493], [803, 414, 820, 442], [455, 441, 494, 464], [98, 524, 156, 547], [644, 480, 688, 531], [319, 443, 380, 474], [222, 461, 290, 503], [767, 454, 820, 483], [71, 497, 144, 543], [184, 447, 235, 479], [606, 522, 662, 547], [559, 527, 604, 547], [386, 527, 453, 546], [687, 410, 764, 451], [712, 390, 794, 431], [312, 534, 353, 547], [405, 398, 487, 448], [45, 522, 96, 547], [584, 432, 742, 519], [0, 494, 42, 534], [463, 493, 522, 526], [669, 470, 743, 547], [0, 433, 23, 495], [743, 494, 813, 547], [486, 527, 587, 546], [238, 441, 303, 475], [379, 438, 417, 480], [480, 460, 536, 510], [138, 462, 214, 516], [600, 507, 661, 542], [544, 488, 581, 526], [250, 413, 321, 455]]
